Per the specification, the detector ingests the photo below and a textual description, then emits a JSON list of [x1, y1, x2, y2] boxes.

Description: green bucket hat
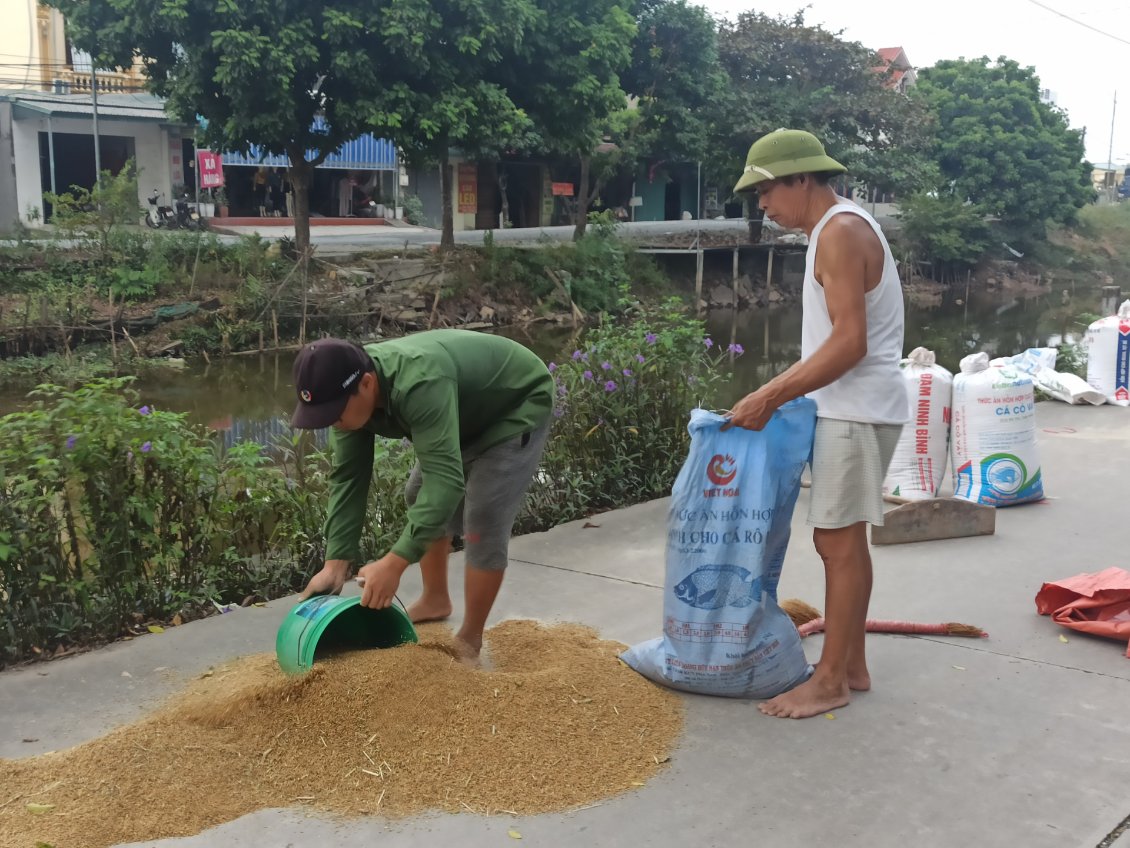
[[733, 129, 846, 194]]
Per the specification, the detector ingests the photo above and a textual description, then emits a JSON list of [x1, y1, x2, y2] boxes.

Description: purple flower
[[572, 350, 583, 361], [553, 407, 565, 418], [636, 354, 645, 363], [548, 362, 557, 372], [139, 405, 151, 416], [601, 361, 612, 371], [622, 368, 633, 377], [582, 370, 593, 381], [557, 383, 568, 397], [141, 441, 152, 453], [604, 380, 618, 392], [65, 435, 77, 450], [645, 333, 658, 345], [703, 337, 714, 349], [728, 343, 745, 355]]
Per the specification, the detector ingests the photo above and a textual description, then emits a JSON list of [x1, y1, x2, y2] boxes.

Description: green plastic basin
[[275, 595, 418, 675]]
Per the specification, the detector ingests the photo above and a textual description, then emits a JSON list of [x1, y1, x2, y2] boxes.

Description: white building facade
[[1, 92, 186, 229]]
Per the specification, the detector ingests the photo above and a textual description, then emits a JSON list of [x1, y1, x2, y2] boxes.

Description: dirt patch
[[0, 620, 683, 847]]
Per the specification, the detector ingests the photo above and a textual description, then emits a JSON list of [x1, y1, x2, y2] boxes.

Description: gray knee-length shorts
[[404, 421, 551, 571], [807, 418, 903, 529]]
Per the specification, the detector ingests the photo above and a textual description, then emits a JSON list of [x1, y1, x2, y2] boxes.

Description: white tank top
[[800, 203, 908, 424]]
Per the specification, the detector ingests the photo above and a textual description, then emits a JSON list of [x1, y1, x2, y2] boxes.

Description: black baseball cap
[[291, 338, 373, 429]]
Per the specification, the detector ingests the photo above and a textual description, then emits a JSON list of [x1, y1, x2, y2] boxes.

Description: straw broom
[[780, 598, 988, 639]]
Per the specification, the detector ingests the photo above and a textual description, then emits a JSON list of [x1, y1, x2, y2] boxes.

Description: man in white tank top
[[727, 129, 908, 719]]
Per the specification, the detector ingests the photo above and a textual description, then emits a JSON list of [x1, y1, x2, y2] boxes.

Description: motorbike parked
[[144, 189, 176, 229], [173, 193, 203, 230]]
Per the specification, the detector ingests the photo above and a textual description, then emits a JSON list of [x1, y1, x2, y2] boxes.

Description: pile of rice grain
[[0, 620, 683, 848]]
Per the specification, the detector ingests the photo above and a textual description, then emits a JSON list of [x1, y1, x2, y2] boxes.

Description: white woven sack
[[883, 347, 953, 500], [1085, 300, 1130, 406]]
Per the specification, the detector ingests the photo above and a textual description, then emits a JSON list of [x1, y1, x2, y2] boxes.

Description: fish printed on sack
[[674, 564, 762, 610]]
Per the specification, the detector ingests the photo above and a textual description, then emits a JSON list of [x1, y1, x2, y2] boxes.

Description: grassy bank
[[0, 305, 731, 667]]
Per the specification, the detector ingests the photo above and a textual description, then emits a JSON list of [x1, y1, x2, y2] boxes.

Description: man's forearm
[[324, 429, 374, 562]]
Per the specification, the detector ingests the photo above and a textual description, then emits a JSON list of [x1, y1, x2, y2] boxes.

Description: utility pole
[[91, 63, 102, 189], [1108, 91, 1118, 201], [1108, 91, 1117, 169]]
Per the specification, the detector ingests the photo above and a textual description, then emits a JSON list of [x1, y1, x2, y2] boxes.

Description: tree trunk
[[440, 147, 455, 251], [288, 155, 314, 270], [573, 155, 591, 241]]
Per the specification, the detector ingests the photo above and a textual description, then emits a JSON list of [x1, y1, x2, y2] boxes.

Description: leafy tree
[[363, 0, 539, 248], [711, 10, 933, 201], [609, 0, 728, 214], [896, 194, 993, 282], [496, 0, 636, 239], [623, 0, 727, 162], [49, 0, 403, 266], [912, 56, 1093, 248]]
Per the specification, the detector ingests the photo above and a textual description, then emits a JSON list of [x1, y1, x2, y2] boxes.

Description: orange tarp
[[1036, 567, 1130, 658]]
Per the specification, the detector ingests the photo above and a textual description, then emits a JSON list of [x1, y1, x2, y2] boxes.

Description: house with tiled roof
[[875, 47, 917, 93]]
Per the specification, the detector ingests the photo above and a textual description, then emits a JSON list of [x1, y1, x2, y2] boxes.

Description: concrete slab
[[2, 401, 1128, 847]]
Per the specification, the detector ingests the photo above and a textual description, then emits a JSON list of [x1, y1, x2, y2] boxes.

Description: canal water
[[0, 282, 1102, 446]]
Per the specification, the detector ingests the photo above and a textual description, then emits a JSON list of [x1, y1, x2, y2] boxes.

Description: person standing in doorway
[[252, 167, 269, 216], [267, 168, 284, 217], [290, 331, 554, 661], [725, 129, 908, 719], [283, 171, 295, 218]]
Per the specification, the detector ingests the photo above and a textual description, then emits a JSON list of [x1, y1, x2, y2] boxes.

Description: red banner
[[457, 163, 477, 214], [551, 182, 575, 197], [196, 150, 225, 189]]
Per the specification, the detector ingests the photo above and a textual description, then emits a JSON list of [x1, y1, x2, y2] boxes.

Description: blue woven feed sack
[[621, 401, 816, 698]]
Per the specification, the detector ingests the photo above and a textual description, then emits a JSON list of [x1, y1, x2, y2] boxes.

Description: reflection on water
[[0, 284, 1101, 444], [707, 284, 1093, 405]]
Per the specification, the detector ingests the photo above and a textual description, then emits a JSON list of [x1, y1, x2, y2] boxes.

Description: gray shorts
[[404, 421, 550, 571], [807, 418, 903, 529]]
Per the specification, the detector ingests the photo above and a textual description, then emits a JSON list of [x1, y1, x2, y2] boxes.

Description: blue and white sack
[[621, 400, 816, 698], [951, 352, 1045, 506]]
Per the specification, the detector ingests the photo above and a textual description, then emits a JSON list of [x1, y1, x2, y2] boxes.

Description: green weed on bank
[[0, 376, 423, 667], [518, 301, 739, 530], [0, 308, 734, 665]]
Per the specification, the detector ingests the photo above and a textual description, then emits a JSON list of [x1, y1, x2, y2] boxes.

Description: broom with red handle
[[781, 598, 988, 639]]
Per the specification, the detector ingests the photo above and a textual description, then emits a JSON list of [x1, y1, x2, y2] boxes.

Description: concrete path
[[209, 218, 754, 255], [2, 402, 1128, 847]]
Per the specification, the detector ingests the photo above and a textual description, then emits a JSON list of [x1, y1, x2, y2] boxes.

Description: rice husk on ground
[[0, 620, 683, 848]]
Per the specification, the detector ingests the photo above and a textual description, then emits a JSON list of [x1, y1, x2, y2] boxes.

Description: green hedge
[[0, 309, 733, 666]]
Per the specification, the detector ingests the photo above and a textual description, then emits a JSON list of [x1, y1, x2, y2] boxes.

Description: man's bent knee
[[813, 523, 868, 561]]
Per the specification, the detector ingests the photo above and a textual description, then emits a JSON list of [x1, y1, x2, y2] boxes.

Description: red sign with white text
[[196, 150, 225, 189]]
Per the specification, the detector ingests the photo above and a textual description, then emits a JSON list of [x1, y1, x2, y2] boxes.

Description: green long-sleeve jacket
[[324, 330, 553, 564]]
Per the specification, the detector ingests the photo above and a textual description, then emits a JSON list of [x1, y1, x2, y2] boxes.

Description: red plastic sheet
[[1035, 567, 1130, 658]]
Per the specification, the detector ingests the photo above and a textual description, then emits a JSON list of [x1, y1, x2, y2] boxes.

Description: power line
[[1024, 0, 1130, 47]]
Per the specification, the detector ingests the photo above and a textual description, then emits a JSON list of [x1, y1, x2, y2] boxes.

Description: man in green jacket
[[291, 330, 554, 659]]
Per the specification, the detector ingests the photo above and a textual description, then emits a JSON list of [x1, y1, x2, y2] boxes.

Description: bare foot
[[451, 634, 482, 668], [759, 675, 850, 719], [813, 662, 871, 692], [406, 595, 453, 624]]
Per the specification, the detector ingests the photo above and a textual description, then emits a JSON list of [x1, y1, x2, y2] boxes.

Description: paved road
[[1, 219, 756, 256], [2, 402, 1127, 848], [215, 218, 758, 255]]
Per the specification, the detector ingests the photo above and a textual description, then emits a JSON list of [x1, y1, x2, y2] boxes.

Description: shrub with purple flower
[[524, 301, 727, 533]]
